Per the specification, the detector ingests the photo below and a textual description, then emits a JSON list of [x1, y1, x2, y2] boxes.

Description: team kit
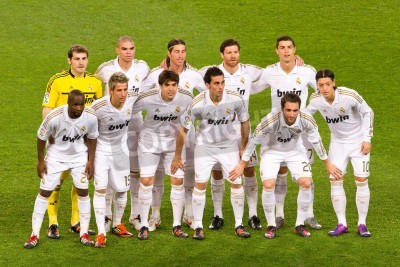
[[23, 35, 374, 249]]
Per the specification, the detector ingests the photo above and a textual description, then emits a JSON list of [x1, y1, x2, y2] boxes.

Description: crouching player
[[305, 69, 374, 237], [24, 90, 98, 248], [90, 72, 138, 248], [230, 93, 341, 239]]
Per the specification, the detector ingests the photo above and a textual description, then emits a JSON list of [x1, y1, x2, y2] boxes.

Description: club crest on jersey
[[226, 108, 231, 115], [41, 178, 45, 184], [43, 93, 50, 104], [240, 77, 245, 84], [340, 107, 345, 113], [185, 82, 190, 89], [296, 78, 301, 85], [175, 106, 180, 113], [81, 126, 86, 132], [127, 109, 131, 115], [135, 75, 139, 82]]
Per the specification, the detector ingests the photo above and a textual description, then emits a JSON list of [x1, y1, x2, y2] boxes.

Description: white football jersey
[[37, 105, 99, 163], [242, 111, 327, 161], [91, 93, 138, 155], [184, 90, 249, 146], [142, 66, 207, 94], [252, 63, 317, 111], [132, 88, 193, 153], [305, 87, 374, 143]]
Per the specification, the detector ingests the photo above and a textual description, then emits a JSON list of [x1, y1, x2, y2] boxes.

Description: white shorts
[[259, 149, 312, 181], [128, 131, 140, 172], [138, 150, 185, 179], [94, 152, 130, 192], [194, 143, 242, 185], [328, 141, 370, 178], [40, 161, 88, 191]]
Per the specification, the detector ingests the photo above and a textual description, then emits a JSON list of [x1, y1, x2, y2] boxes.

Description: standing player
[[251, 36, 321, 230], [172, 67, 251, 240], [91, 72, 138, 248], [96, 36, 150, 232], [24, 90, 98, 249], [134, 70, 194, 240], [305, 69, 374, 237], [42, 44, 102, 238], [142, 39, 206, 231], [230, 93, 341, 239], [199, 39, 263, 230]]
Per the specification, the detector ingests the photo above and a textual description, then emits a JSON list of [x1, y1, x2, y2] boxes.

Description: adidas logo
[[155, 108, 160, 112], [109, 118, 114, 121]]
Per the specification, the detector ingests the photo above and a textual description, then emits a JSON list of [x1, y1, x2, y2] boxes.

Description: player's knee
[[297, 177, 312, 188], [141, 177, 154, 186], [171, 177, 183, 186], [39, 189, 53, 198], [195, 182, 207, 191], [355, 176, 368, 183], [262, 179, 275, 190]]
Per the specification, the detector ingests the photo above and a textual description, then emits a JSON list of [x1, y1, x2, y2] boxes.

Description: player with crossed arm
[[42, 44, 102, 238], [230, 93, 341, 239], [304, 69, 374, 237], [171, 67, 251, 240], [134, 70, 194, 240], [142, 39, 206, 231], [90, 72, 139, 248], [95, 36, 150, 232], [24, 90, 98, 249], [251, 36, 321, 230]]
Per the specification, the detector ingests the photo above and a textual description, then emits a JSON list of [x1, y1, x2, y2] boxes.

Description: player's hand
[[295, 55, 304, 66], [361, 141, 371, 155], [160, 59, 168, 70], [229, 161, 246, 181], [85, 162, 94, 180], [48, 135, 55, 144], [37, 160, 47, 178], [171, 157, 185, 174], [324, 161, 342, 180]]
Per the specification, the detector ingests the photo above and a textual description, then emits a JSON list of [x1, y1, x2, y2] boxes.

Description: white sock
[[113, 191, 127, 227], [275, 173, 287, 218], [211, 177, 224, 218], [296, 187, 311, 226], [130, 172, 141, 218], [262, 188, 276, 227], [330, 180, 347, 226], [151, 170, 164, 218], [184, 169, 195, 218], [192, 187, 206, 229], [356, 180, 370, 225], [105, 187, 114, 219], [171, 184, 185, 227], [244, 175, 258, 218], [231, 187, 245, 228], [78, 195, 91, 236], [139, 184, 153, 227], [93, 191, 106, 235], [32, 194, 49, 238], [307, 182, 315, 218]]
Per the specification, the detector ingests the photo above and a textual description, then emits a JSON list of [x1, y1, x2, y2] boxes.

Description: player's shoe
[[357, 224, 371, 237], [24, 235, 39, 249], [183, 215, 195, 229], [328, 224, 348, 236], [148, 217, 161, 231], [235, 225, 251, 238], [248, 215, 262, 230], [264, 226, 277, 239], [305, 217, 322, 230], [138, 226, 149, 240], [294, 225, 311, 237], [70, 222, 96, 235], [275, 217, 285, 229], [47, 224, 60, 239], [172, 225, 189, 238], [129, 215, 142, 231], [208, 215, 224, 230], [112, 224, 133, 238], [94, 234, 107, 248], [193, 227, 205, 240], [80, 233, 94, 246], [105, 216, 112, 233]]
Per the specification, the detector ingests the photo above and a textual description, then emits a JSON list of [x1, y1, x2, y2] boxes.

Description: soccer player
[[24, 90, 98, 249], [305, 69, 374, 237], [95, 36, 150, 232], [42, 44, 102, 238], [91, 72, 138, 248], [141, 39, 206, 231], [199, 39, 264, 230], [230, 93, 341, 239], [134, 70, 194, 240], [251, 36, 321, 230], [171, 67, 251, 240]]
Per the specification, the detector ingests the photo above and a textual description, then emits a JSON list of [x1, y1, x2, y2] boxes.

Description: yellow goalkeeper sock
[[71, 186, 80, 226]]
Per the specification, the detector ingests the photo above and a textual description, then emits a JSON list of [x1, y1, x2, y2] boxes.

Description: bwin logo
[[62, 134, 84, 142], [208, 118, 229, 125], [108, 120, 130, 130], [154, 114, 178, 121], [277, 88, 301, 97], [277, 134, 294, 143], [325, 115, 349, 124]]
